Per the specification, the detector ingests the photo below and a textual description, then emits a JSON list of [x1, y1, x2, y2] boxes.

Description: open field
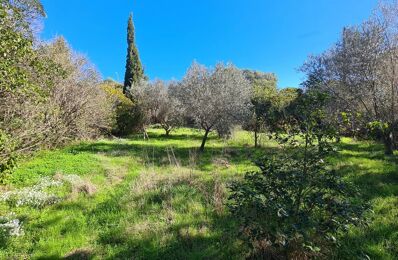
[[0, 128, 397, 259]]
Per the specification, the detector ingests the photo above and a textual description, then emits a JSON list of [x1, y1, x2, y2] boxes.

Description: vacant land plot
[[0, 128, 397, 259]]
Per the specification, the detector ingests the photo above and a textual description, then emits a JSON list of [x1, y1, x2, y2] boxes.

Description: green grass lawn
[[0, 128, 397, 259]]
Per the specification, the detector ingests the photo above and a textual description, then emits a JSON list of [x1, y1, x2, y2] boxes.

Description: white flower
[[0, 176, 63, 208], [0, 213, 24, 237]]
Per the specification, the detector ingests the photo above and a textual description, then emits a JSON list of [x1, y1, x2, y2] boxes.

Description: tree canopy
[[123, 13, 144, 95]]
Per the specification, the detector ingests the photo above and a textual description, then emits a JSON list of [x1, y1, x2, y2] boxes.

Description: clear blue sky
[[40, 0, 377, 88]]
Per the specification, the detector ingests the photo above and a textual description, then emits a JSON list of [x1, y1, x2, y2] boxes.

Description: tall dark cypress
[[123, 13, 144, 94]]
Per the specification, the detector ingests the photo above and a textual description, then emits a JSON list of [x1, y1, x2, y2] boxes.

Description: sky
[[40, 0, 378, 88]]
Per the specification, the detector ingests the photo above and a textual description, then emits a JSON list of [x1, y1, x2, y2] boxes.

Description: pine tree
[[123, 13, 144, 94]]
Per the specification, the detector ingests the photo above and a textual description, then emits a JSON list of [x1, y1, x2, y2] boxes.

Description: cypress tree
[[123, 13, 144, 94]]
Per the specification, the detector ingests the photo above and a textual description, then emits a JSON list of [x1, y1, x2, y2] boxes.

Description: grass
[[0, 128, 397, 259], [330, 138, 398, 259]]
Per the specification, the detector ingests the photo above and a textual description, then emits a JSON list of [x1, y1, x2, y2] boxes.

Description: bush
[[1, 2, 60, 180], [38, 37, 114, 143], [228, 91, 368, 258], [1, 31, 114, 180], [229, 154, 367, 258], [101, 80, 139, 136]]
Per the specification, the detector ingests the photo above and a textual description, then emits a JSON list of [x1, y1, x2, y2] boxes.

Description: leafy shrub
[[229, 155, 367, 258], [101, 80, 139, 136], [228, 91, 368, 258], [0, 2, 59, 181], [1, 11, 114, 180]]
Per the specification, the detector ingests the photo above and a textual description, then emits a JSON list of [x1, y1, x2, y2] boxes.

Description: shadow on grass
[[332, 142, 398, 200], [127, 131, 219, 142], [93, 212, 242, 259], [71, 140, 280, 172], [335, 218, 398, 259], [11, 132, 398, 259], [333, 141, 398, 258]]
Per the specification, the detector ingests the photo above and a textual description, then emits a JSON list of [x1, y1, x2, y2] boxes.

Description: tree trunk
[[162, 124, 171, 137], [317, 134, 324, 153], [199, 128, 210, 152], [383, 130, 394, 155], [143, 128, 149, 141], [254, 128, 258, 148]]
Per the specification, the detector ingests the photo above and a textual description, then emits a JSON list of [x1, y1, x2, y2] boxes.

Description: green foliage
[[230, 156, 363, 257], [229, 92, 368, 258], [229, 155, 367, 258], [0, 0, 45, 38], [368, 121, 390, 137], [277, 88, 301, 109], [246, 86, 301, 143], [367, 121, 395, 155], [243, 70, 278, 90], [0, 11, 33, 93], [243, 70, 278, 147], [339, 111, 366, 138], [123, 14, 144, 94], [0, 4, 56, 96], [283, 91, 337, 150], [243, 70, 302, 147], [101, 81, 139, 136], [0, 1, 61, 180], [244, 70, 278, 121]]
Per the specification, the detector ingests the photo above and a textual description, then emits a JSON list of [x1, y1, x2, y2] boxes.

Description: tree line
[[3, 0, 396, 184], [301, 1, 398, 155]]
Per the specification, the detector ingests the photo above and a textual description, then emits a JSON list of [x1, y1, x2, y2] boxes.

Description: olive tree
[[130, 80, 181, 138], [301, 1, 398, 155], [170, 62, 252, 151], [156, 82, 182, 136]]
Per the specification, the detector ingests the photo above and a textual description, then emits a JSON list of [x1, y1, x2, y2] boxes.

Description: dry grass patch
[[105, 166, 128, 185], [54, 173, 97, 198], [130, 168, 197, 196], [212, 157, 231, 168]]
